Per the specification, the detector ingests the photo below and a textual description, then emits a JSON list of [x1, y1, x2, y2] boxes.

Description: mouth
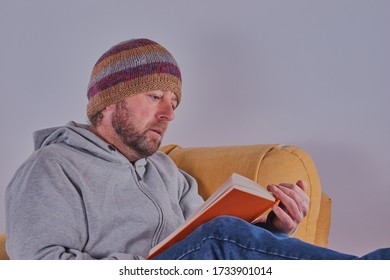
[[148, 128, 165, 137]]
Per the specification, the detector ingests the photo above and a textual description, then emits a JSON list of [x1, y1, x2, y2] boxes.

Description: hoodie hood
[[33, 121, 132, 165]]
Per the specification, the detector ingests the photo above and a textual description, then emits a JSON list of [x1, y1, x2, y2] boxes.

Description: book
[[147, 173, 278, 259]]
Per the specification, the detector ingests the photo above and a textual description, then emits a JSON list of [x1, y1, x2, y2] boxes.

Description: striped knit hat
[[87, 38, 182, 121]]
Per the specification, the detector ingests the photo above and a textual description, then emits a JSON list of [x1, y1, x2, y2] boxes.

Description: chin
[[140, 141, 161, 157]]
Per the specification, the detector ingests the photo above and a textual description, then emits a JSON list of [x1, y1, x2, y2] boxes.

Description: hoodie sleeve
[[177, 170, 205, 220], [5, 152, 142, 260]]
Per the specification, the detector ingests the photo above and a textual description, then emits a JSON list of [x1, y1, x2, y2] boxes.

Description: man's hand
[[266, 180, 309, 235]]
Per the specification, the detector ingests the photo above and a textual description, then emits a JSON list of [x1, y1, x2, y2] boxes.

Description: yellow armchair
[[0, 143, 331, 260]]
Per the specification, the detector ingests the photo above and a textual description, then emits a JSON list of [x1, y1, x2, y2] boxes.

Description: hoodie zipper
[[131, 168, 165, 248]]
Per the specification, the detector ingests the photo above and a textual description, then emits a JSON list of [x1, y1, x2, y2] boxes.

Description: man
[[5, 38, 389, 259]]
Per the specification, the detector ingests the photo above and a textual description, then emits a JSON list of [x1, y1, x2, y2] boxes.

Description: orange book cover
[[147, 173, 278, 259]]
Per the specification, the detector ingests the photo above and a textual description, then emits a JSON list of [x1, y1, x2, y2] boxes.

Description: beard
[[111, 100, 166, 159]]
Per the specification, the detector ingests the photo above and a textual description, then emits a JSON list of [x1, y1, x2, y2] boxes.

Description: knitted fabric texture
[[87, 38, 182, 121]]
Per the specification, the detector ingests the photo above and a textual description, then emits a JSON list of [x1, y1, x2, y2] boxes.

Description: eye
[[150, 94, 162, 102]]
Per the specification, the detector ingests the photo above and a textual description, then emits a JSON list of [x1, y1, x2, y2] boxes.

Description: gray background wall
[[1, 0, 389, 256]]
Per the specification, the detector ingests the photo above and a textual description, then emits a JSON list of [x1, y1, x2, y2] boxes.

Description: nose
[[157, 100, 175, 122]]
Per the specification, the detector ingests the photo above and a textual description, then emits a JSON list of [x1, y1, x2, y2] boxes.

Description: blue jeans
[[153, 216, 390, 260]]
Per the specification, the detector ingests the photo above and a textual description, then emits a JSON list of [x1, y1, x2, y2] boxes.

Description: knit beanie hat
[[87, 38, 182, 121]]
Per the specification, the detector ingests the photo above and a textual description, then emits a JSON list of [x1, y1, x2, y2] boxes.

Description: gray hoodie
[[5, 122, 204, 259]]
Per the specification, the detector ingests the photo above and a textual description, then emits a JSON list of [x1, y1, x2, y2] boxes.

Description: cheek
[[138, 106, 157, 122], [131, 110, 155, 129], [126, 99, 157, 125]]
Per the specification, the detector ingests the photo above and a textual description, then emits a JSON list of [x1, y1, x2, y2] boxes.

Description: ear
[[96, 104, 115, 125], [105, 104, 116, 112]]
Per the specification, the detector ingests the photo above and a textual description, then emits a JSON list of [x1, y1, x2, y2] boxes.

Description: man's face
[[111, 90, 177, 159]]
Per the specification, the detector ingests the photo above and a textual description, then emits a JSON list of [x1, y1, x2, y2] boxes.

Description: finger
[[278, 183, 310, 211], [271, 205, 297, 233], [268, 182, 306, 198], [269, 184, 308, 221], [279, 182, 307, 198], [268, 185, 302, 219], [270, 184, 308, 209], [296, 180, 308, 192], [285, 191, 308, 220]]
